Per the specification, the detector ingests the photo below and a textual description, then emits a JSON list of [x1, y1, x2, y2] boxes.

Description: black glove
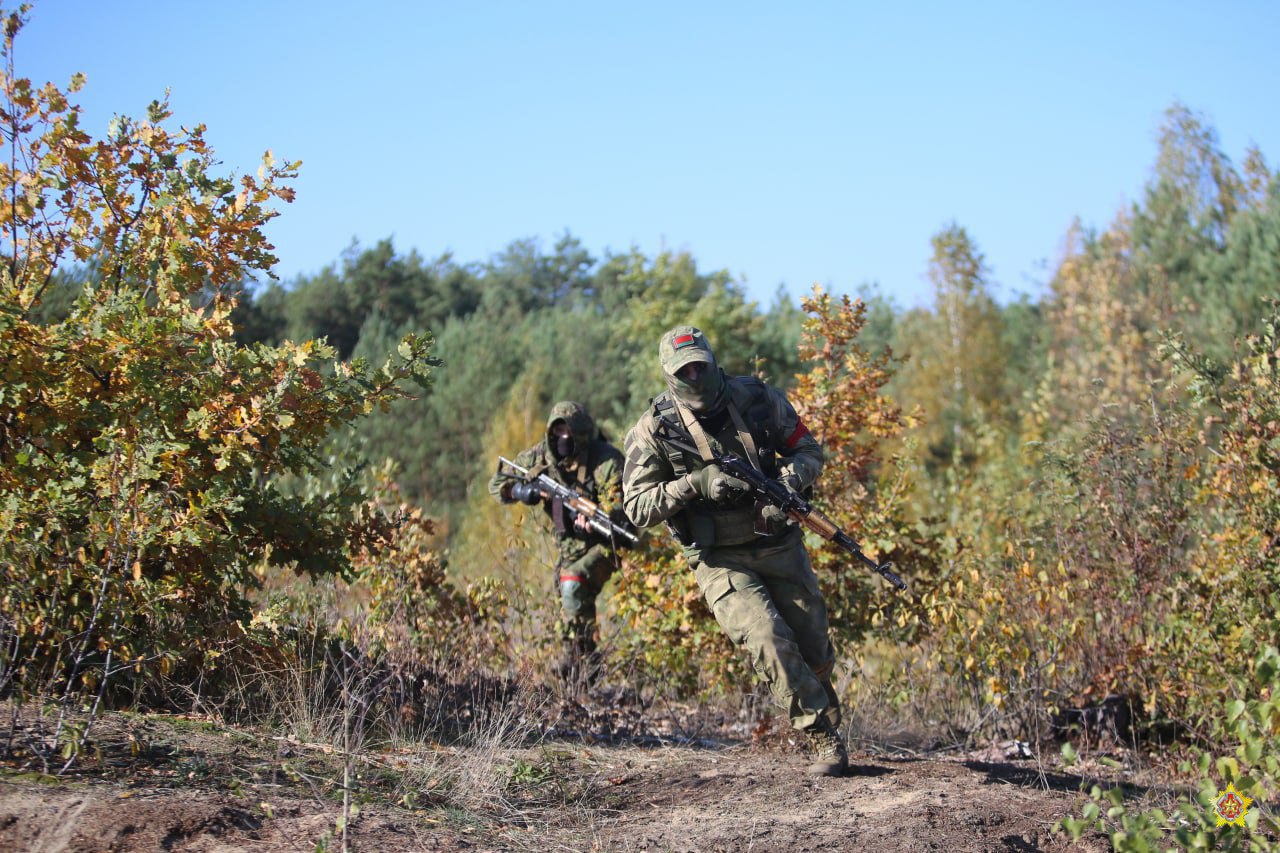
[[688, 464, 750, 504], [509, 481, 543, 505]]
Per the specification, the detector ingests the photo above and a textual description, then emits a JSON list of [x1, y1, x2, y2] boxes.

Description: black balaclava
[[546, 401, 595, 463], [554, 430, 574, 459]]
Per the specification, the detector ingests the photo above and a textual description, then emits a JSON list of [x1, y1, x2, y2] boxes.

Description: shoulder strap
[[659, 393, 764, 474], [727, 400, 763, 473], [652, 396, 695, 477], [674, 401, 716, 463], [527, 449, 551, 479]]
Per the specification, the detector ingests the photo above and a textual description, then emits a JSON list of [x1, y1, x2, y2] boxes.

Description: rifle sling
[[727, 401, 763, 474], [672, 399, 763, 475], [673, 401, 715, 463]]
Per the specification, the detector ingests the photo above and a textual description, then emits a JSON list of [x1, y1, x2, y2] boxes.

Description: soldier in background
[[489, 401, 634, 682], [621, 326, 848, 776]]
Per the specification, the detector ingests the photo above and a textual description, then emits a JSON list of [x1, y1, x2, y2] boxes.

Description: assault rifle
[[653, 415, 907, 591], [495, 456, 639, 546]]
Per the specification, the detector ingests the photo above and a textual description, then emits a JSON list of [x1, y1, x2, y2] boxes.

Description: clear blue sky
[[20, 1, 1280, 309]]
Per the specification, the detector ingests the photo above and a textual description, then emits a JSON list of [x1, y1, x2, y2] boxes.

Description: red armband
[[784, 420, 811, 449]]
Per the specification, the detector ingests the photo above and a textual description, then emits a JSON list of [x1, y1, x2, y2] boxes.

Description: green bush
[[0, 6, 436, 717]]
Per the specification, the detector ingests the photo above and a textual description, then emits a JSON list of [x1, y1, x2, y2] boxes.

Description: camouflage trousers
[[692, 529, 839, 731], [555, 544, 619, 641]]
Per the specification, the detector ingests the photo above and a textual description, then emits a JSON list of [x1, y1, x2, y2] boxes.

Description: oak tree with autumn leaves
[[0, 6, 436, 733]]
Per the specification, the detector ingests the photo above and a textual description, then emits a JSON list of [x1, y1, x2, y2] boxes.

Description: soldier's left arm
[[769, 386, 823, 489]]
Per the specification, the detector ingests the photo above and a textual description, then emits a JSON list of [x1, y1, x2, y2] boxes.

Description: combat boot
[[804, 717, 848, 777]]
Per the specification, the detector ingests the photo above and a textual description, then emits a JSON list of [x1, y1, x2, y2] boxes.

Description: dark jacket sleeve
[[768, 386, 823, 489], [487, 445, 541, 503]]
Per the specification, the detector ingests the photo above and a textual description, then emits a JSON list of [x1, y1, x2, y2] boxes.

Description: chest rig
[[653, 379, 782, 549]]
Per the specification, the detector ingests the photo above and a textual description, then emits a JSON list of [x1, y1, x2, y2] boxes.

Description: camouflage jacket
[[622, 375, 823, 553]]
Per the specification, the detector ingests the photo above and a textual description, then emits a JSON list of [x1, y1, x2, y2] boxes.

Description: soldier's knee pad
[[559, 573, 589, 618]]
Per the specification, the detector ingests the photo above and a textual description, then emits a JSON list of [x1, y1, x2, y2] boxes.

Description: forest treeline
[[229, 234, 808, 521], [2, 2, 1278, 842]]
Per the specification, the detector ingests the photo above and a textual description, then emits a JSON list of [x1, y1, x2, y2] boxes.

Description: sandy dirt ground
[[1, 737, 1110, 852]]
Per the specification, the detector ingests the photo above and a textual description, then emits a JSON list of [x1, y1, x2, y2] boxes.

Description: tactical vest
[[653, 378, 783, 549]]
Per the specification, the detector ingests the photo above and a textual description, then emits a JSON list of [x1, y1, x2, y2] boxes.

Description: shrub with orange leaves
[[791, 286, 923, 648]]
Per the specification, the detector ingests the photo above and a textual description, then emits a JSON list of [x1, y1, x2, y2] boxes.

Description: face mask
[[555, 434, 575, 458], [666, 362, 726, 414]]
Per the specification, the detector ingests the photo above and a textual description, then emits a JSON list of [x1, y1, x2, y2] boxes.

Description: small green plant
[[1060, 646, 1280, 851], [509, 757, 552, 787]]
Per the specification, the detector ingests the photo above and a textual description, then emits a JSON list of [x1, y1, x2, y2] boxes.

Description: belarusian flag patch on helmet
[[673, 333, 696, 349]]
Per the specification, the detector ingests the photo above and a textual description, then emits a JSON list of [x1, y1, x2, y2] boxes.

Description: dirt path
[[591, 746, 1102, 852], [1, 741, 1108, 852]]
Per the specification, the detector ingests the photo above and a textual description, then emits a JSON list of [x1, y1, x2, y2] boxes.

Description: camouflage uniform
[[488, 401, 633, 670], [622, 326, 847, 775]]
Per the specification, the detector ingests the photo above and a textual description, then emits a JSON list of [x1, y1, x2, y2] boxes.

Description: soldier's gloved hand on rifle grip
[[759, 504, 790, 534], [759, 474, 800, 534], [508, 481, 543, 505], [688, 464, 750, 504]]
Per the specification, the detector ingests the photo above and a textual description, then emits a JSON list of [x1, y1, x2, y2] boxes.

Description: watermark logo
[[1214, 782, 1254, 828]]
